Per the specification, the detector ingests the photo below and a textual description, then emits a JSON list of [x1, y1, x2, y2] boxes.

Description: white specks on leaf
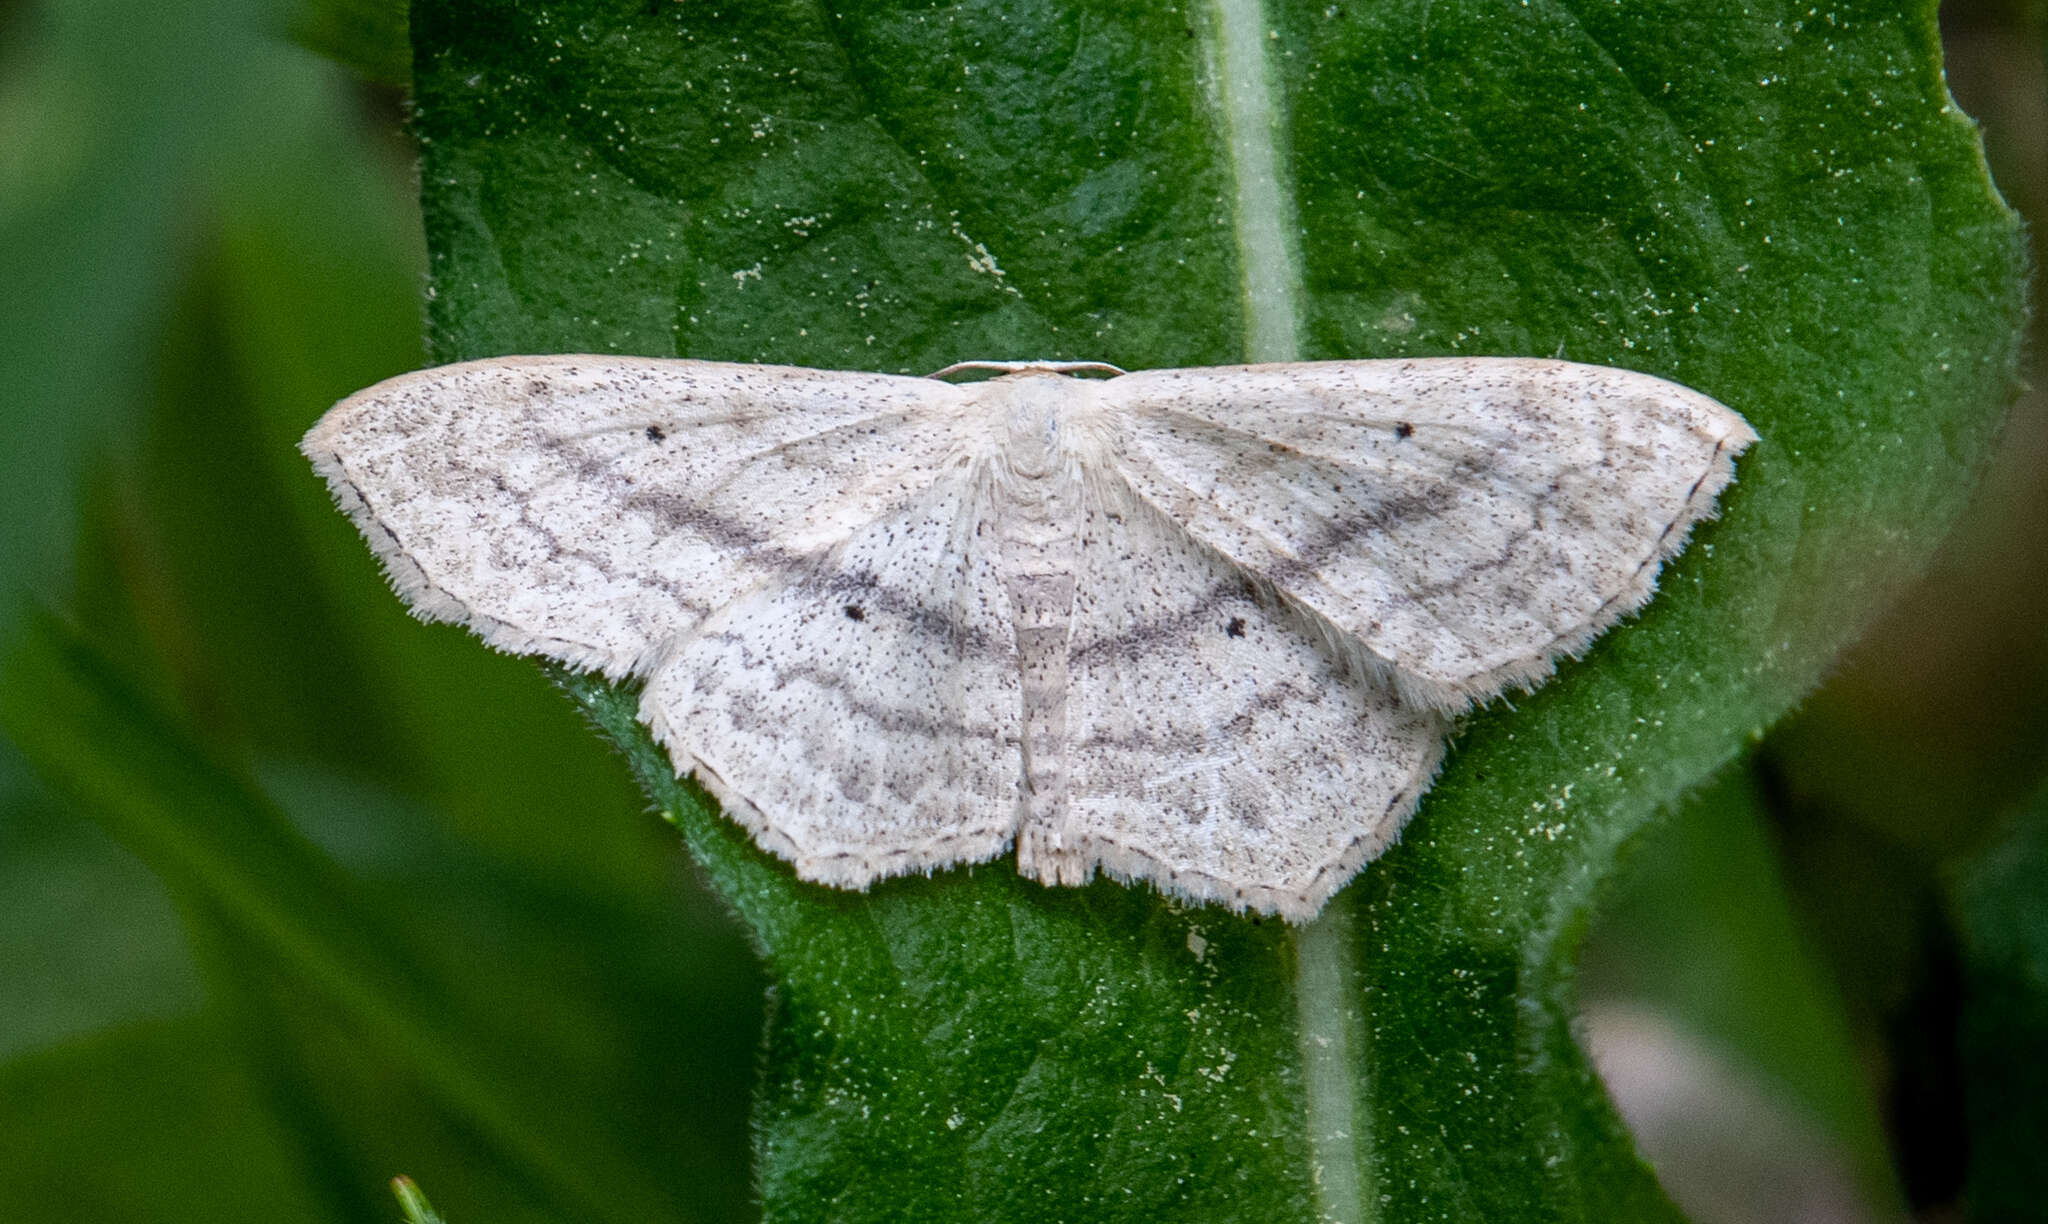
[[950, 220, 1020, 297]]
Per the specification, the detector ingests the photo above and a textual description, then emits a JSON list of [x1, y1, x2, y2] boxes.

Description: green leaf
[[1951, 788, 2048, 1221], [0, 1017, 331, 1223], [410, 0, 2027, 1218], [0, 614, 730, 1223], [1579, 764, 1902, 1217], [0, 0, 317, 629], [0, 746, 203, 1062], [287, 0, 412, 85], [394, 1176, 453, 1224]]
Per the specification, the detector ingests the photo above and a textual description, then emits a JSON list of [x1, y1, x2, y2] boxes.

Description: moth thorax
[[995, 373, 1102, 481]]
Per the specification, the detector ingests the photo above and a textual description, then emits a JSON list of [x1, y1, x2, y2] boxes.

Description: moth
[[304, 356, 1754, 919]]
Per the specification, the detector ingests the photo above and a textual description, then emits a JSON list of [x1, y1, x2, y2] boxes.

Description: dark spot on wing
[[1225, 617, 1246, 638], [1395, 421, 1414, 439], [645, 424, 667, 443], [843, 603, 866, 622], [527, 380, 549, 396]]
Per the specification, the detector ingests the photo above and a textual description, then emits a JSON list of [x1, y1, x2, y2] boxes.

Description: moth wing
[[1017, 487, 1445, 920], [302, 355, 980, 677], [1100, 358, 1756, 710], [645, 471, 1024, 888]]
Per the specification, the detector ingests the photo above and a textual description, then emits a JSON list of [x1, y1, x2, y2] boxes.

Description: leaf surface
[[1952, 789, 2048, 1221], [407, 0, 2027, 1218]]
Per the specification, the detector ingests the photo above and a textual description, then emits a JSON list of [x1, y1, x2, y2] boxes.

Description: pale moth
[[304, 356, 1754, 920]]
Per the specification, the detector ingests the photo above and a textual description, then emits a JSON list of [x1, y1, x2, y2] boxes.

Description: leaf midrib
[[1205, 2, 1373, 1221]]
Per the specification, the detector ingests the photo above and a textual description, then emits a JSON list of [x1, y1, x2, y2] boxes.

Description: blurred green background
[[0, 1, 2041, 1221]]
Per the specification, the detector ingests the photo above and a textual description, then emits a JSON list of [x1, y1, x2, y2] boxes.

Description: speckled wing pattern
[[300, 356, 983, 678], [1018, 487, 1447, 917], [644, 470, 1025, 889], [304, 355, 1754, 921], [1102, 361, 1758, 712]]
